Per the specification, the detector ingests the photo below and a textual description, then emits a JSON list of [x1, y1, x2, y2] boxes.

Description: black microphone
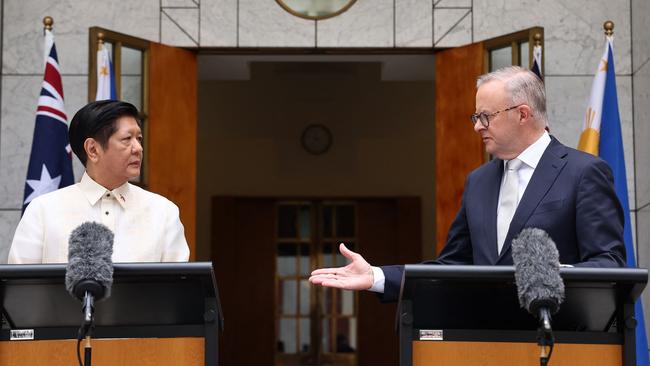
[[65, 222, 114, 338], [511, 228, 564, 365]]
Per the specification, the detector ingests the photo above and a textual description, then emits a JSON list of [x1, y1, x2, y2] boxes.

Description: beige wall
[[196, 62, 436, 261]]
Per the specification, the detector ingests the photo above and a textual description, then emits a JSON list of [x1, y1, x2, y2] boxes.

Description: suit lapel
[[483, 159, 503, 264], [497, 138, 568, 262]]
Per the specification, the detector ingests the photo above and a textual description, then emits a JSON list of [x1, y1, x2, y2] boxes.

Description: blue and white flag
[[579, 36, 650, 366], [95, 44, 116, 101], [22, 28, 74, 211]]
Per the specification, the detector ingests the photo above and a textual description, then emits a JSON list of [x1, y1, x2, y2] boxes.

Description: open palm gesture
[[309, 243, 374, 291]]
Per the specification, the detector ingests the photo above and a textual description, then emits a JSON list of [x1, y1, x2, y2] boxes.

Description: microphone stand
[[537, 308, 555, 366], [78, 291, 95, 366]]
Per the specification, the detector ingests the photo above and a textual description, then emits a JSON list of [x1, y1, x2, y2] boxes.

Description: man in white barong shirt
[[8, 100, 189, 263]]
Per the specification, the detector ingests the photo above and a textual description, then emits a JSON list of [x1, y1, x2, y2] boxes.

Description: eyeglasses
[[470, 105, 522, 128]]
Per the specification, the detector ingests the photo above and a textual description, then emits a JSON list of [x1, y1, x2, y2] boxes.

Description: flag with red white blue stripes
[[22, 28, 74, 211]]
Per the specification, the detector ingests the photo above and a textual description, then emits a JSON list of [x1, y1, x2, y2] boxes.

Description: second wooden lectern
[[397, 265, 647, 366]]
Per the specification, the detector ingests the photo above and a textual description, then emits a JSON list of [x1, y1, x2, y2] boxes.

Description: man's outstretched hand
[[309, 243, 374, 291]]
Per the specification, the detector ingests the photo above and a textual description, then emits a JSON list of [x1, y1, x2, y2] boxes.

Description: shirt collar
[[79, 172, 130, 209], [506, 131, 551, 170]]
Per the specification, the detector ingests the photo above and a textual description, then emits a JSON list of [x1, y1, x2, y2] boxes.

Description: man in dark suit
[[309, 66, 626, 302]]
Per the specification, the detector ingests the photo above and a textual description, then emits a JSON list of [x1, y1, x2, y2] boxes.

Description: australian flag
[[22, 28, 74, 211]]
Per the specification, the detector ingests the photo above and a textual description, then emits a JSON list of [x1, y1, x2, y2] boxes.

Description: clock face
[[301, 124, 332, 155]]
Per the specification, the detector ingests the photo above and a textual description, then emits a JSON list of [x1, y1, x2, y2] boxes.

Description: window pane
[[322, 242, 333, 267], [277, 243, 297, 276], [519, 41, 530, 68], [121, 46, 142, 75], [300, 244, 310, 276], [279, 318, 297, 354], [281, 280, 297, 315], [299, 205, 311, 239], [299, 318, 310, 353], [278, 205, 297, 238], [349, 317, 357, 349], [120, 47, 143, 110], [322, 205, 333, 238], [121, 75, 142, 110], [322, 317, 331, 352], [322, 287, 332, 314], [300, 280, 310, 315], [336, 318, 355, 353], [336, 205, 355, 237], [490, 46, 512, 71], [341, 289, 354, 316]]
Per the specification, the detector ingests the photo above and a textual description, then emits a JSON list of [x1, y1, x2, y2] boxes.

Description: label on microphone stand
[[419, 329, 443, 341], [10, 329, 34, 340]]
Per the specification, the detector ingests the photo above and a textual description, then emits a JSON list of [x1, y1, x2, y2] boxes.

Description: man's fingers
[[309, 273, 338, 282], [311, 267, 342, 276]]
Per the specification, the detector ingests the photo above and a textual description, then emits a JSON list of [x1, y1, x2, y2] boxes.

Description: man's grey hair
[[476, 66, 548, 127]]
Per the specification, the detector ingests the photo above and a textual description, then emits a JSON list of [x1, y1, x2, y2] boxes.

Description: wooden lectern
[[397, 265, 647, 366], [0, 262, 222, 366]]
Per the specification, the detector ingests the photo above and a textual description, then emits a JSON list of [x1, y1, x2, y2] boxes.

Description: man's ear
[[518, 105, 534, 124], [84, 138, 101, 163]]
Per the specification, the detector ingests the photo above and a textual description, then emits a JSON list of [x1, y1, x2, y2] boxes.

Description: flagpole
[[604, 20, 614, 37], [97, 31, 104, 51], [43, 16, 52, 32]]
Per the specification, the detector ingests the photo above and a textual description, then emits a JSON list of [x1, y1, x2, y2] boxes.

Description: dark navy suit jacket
[[380, 137, 626, 302]]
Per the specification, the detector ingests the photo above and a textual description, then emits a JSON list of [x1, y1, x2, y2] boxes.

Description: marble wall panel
[[396, 0, 433, 47], [200, 0, 237, 47], [161, 7, 200, 47], [634, 62, 650, 209], [316, 0, 393, 48], [545, 75, 635, 209], [0, 210, 21, 263], [162, 0, 198, 7], [239, 0, 315, 47], [433, 8, 472, 47], [3, 0, 159, 75], [435, 0, 471, 7], [473, 0, 631, 76], [632, 0, 650, 73], [0, 75, 86, 209]]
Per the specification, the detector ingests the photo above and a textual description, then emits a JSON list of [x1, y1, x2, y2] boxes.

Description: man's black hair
[[69, 100, 140, 166]]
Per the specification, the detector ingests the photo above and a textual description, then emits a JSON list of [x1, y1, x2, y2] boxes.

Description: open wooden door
[[147, 43, 197, 259], [434, 42, 486, 254]]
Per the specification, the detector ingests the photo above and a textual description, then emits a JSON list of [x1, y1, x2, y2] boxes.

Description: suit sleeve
[[573, 159, 626, 267], [433, 175, 474, 265]]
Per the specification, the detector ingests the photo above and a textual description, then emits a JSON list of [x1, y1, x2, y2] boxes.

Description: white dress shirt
[[368, 132, 552, 293], [8, 172, 190, 264]]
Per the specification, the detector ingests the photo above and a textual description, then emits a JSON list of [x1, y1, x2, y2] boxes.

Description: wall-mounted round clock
[[301, 124, 332, 155]]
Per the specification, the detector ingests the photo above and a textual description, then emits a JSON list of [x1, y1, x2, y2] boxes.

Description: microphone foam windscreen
[[65, 222, 114, 300], [511, 228, 565, 313]]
